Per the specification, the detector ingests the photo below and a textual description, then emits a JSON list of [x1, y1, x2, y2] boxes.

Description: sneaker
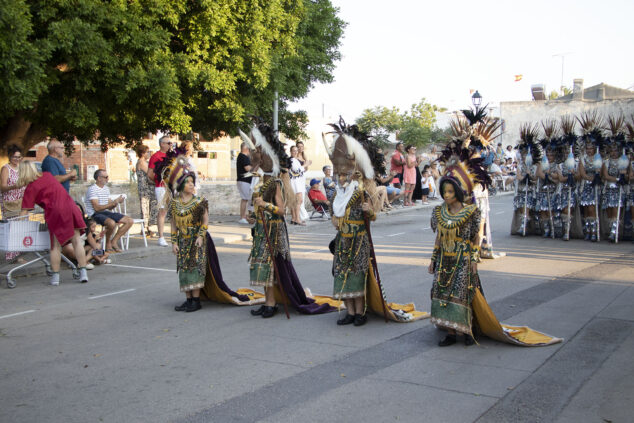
[[49, 273, 60, 286], [85, 263, 95, 270], [79, 268, 89, 283], [238, 218, 249, 225], [158, 237, 169, 247]]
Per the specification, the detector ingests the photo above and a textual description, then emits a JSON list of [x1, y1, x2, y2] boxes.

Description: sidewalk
[[0, 191, 514, 284]]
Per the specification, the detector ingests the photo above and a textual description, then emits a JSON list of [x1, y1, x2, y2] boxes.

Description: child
[[61, 218, 110, 267], [420, 170, 431, 204], [168, 163, 209, 313]]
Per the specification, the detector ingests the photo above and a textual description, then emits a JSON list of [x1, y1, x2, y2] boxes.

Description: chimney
[[572, 79, 584, 100]]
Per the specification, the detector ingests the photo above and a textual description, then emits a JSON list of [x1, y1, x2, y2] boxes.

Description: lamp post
[[471, 90, 482, 107]]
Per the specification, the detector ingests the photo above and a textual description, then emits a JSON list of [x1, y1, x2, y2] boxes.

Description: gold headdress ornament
[[163, 155, 196, 195]]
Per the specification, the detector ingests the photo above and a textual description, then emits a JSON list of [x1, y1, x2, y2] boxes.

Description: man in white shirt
[[504, 145, 515, 162], [85, 169, 134, 252]]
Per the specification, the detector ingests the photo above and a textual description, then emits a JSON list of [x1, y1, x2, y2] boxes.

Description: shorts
[[386, 186, 401, 195], [421, 188, 430, 196], [92, 211, 125, 225], [155, 186, 166, 209], [237, 181, 252, 201]]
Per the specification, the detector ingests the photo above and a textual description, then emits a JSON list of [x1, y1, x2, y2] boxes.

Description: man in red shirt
[[147, 135, 172, 246], [307, 179, 329, 211], [390, 142, 405, 188]]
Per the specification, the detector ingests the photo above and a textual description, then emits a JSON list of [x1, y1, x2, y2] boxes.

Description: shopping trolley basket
[[0, 213, 79, 288]]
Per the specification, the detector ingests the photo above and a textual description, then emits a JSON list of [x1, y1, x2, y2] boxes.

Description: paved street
[[1, 195, 633, 423]]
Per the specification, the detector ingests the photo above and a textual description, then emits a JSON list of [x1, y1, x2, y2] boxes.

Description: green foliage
[[0, 0, 344, 150], [356, 99, 446, 147]]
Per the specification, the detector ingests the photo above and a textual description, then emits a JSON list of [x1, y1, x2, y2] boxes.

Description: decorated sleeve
[[469, 207, 482, 261]]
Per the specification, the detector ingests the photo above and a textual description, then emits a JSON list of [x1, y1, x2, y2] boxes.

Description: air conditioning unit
[[86, 165, 99, 182], [531, 84, 546, 101]]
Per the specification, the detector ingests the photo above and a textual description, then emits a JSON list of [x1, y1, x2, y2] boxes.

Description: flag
[[469, 89, 475, 94], [514, 75, 523, 82]]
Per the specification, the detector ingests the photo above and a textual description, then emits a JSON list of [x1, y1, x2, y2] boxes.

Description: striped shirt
[[84, 184, 111, 216]]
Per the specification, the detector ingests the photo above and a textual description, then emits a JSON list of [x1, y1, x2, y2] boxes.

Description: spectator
[[236, 142, 254, 224], [307, 179, 329, 210], [429, 162, 441, 199], [390, 142, 406, 188], [420, 168, 431, 204], [135, 144, 157, 238], [482, 145, 496, 168], [147, 135, 172, 246], [495, 143, 505, 161], [489, 158, 504, 177], [1, 145, 26, 262], [18, 160, 88, 285], [41, 139, 77, 192], [180, 140, 200, 192], [84, 169, 134, 253], [490, 158, 514, 190], [62, 218, 110, 268], [322, 165, 336, 202], [504, 145, 515, 162], [296, 141, 312, 169], [289, 145, 306, 225], [403, 145, 421, 206]]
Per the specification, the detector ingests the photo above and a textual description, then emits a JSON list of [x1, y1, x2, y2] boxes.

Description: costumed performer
[[510, 124, 540, 236], [430, 110, 562, 347], [241, 121, 336, 318], [535, 121, 560, 239], [556, 116, 582, 240], [577, 112, 604, 242], [601, 116, 629, 242], [325, 118, 429, 326]]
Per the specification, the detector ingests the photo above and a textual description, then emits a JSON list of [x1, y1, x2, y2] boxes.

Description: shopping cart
[[0, 212, 79, 288]]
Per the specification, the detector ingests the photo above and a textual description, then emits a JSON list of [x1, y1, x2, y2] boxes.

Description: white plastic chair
[[109, 194, 147, 249]]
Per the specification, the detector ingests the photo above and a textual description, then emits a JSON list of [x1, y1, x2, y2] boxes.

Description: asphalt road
[[1, 196, 633, 423]]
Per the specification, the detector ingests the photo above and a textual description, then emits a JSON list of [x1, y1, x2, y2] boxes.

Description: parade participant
[[326, 118, 428, 326], [626, 122, 634, 242], [535, 121, 560, 239], [241, 121, 336, 318], [511, 124, 540, 236], [430, 115, 561, 347], [457, 107, 503, 258], [578, 112, 604, 242], [557, 116, 583, 241], [163, 155, 209, 312], [601, 116, 628, 242]]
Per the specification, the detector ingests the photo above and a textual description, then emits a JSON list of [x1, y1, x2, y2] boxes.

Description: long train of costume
[[326, 119, 429, 322], [435, 107, 561, 346]]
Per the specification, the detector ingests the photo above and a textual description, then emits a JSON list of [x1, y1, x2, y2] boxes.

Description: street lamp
[[471, 90, 482, 107]]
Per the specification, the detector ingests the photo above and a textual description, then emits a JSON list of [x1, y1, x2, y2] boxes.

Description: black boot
[[438, 334, 456, 347], [336, 314, 355, 325], [353, 314, 367, 327], [186, 297, 201, 312], [261, 305, 278, 318], [250, 305, 265, 316], [175, 298, 192, 312]]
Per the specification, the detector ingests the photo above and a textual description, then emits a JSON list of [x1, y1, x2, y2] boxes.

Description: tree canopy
[[0, 0, 345, 152], [356, 99, 447, 147]]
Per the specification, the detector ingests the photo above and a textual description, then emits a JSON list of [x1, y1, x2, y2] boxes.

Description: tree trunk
[[0, 113, 47, 165]]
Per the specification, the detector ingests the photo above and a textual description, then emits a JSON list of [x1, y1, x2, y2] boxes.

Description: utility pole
[[552, 52, 573, 95], [273, 91, 279, 131]]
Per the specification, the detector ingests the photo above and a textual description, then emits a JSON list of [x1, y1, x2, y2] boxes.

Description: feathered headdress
[[577, 111, 605, 153], [606, 115, 626, 151], [163, 155, 196, 195], [328, 117, 384, 178], [437, 108, 493, 198], [625, 117, 634, 156], [153, 143, 187, 186], [253, 118, 291, 176], [517, 123, 543, 162], [560, 115, 582, 159]]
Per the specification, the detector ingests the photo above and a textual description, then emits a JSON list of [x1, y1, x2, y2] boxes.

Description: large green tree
[[356, 99, 446, 147], [0, 0, 344, 153]]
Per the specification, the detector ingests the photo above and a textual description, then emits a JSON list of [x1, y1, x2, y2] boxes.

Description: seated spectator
[[375, 147, 403, 210], [62, 218, 110, 268], [322, 165, 336, 202], [307, 179, 329, 210], [84, 169, 134, 253], [490, 158, 514, 190], [502, 158, 516, 176]]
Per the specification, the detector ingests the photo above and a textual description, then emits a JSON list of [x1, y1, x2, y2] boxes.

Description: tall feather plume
[[328, 116, 384, 177], [519, 123, 542, 161], [606, 115, 625, 137], [625, 120, 634, 155], [473, 117, 502, 148], [560, 115, 582, 159], [577, 111, 605, 154]]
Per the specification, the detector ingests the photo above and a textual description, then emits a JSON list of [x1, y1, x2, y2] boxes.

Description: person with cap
[[307, 178, 330, 210]]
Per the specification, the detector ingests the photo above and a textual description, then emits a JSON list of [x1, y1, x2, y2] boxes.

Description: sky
[[290, 0, 634, 127]]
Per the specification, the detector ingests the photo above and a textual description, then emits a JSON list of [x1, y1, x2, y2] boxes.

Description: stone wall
[[499, 98, 634, 146], [70, 181, 243, 217]]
